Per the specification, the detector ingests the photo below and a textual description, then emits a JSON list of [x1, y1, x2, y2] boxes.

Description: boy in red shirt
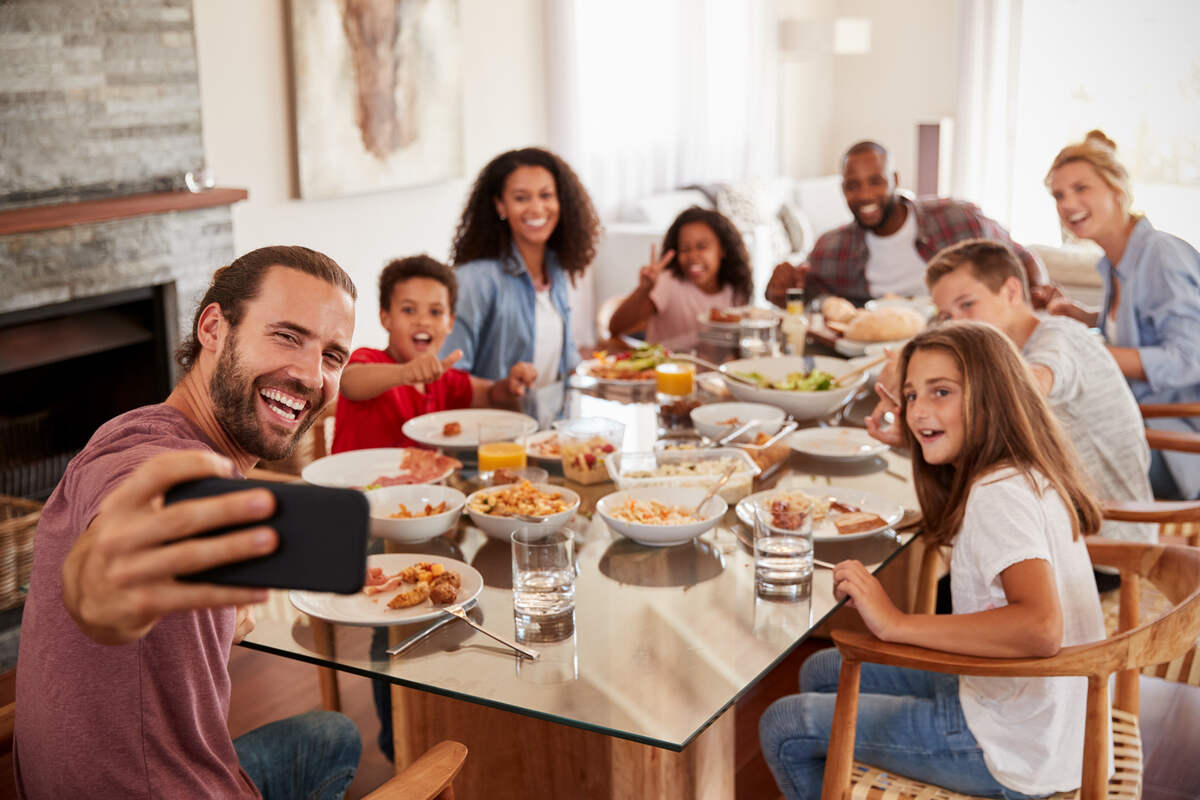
[[332, 255, 536, 452]]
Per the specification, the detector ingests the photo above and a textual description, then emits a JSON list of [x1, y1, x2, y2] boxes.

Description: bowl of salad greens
[[719, 356, 868, 420]]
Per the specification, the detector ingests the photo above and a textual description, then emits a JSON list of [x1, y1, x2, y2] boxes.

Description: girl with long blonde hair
[[760, 321, 1105, 800]]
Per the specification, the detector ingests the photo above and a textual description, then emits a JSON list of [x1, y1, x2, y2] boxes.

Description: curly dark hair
[[379, 254, 457, 312], [661, 207, 753, 302], [449, 147, 600, 281], [175, 245, 355, 371]]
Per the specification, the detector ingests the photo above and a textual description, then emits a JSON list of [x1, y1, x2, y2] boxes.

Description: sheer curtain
[[546, 0, 778, 219], [951, 0, 1024, 227]]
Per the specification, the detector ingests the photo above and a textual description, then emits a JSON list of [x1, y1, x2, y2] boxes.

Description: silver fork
[[442, 605, 540, 660]]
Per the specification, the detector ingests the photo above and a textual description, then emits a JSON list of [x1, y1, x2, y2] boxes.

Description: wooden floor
[[1, 643, 1197, 798]]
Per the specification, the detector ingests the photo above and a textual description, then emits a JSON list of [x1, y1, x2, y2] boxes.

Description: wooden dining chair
[[822, 537, 1200, 800], [1139, 401, 1200, 545]]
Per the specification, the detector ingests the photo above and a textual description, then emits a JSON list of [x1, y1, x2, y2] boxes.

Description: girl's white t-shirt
[[950, 467, 1107, 796], [532, 288, 563, 388]]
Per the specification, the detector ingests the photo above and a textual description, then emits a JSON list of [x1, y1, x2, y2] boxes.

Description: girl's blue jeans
[[759, 648, 1049, 800]]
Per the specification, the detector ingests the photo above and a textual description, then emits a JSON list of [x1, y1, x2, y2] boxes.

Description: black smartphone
[[165, 477, 367, 594]]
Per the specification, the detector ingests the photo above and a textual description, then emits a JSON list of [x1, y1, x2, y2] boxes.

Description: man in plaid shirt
[[767, 141, 1046, 306]]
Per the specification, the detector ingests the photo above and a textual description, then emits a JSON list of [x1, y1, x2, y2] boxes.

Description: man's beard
[[209, 333, 322, 462], [855, 193, 900, 233]]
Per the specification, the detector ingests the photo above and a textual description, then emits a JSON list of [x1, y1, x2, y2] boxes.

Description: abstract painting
[[289, 0, 462, 198]]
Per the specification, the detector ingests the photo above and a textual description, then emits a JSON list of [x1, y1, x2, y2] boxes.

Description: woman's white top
[[532, 288, 564, 388], [951, 467, 1107, 795]]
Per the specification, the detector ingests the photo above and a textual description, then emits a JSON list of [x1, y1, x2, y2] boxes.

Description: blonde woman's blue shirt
[[1097, 216, 1200, 497]]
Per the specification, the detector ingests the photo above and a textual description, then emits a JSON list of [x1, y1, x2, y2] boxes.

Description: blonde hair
[[1044, 129, 1134, 219], [899, 321, 1102, 545]]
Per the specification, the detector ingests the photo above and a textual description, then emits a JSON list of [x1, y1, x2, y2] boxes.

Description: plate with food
[[465, 480, 581, 540], [289, 553, 483, 626], [788, 426, 890, 461], [578, 343, 669, 383], [697, 305, 784, 330], [302, 447, 462, 489], [596, 486, 727, 547], [523, 430, 562, 462], [401, 409, 538, 450], [720, 355, 868, 420], [735, 485, 904, 541]]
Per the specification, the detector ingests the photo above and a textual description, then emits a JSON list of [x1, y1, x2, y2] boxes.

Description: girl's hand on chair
[[833, 559, 903, 641]]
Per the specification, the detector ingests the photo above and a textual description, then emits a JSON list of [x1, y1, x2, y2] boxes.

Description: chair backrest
[[595, 293, 632, 343]]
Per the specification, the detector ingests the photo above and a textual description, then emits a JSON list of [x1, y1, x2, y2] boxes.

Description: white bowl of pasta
[[366, 484, 466, 543], [596, 487, 727, 547], [465, 481, 581, 540]]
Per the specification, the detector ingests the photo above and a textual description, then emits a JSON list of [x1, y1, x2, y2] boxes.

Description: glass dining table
[[241, 348, 923, 799]]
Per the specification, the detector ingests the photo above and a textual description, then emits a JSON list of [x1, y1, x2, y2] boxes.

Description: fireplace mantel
[[0, 188, 248, 236]]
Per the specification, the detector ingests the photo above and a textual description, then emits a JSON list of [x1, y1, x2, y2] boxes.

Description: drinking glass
[[477, 422, 527, 474], [738, 317, 780, 358], [753, 496, 814, 600], [511, 527, 575, 622], [515, 612, 578, 684], [781, 313, 809, 356]]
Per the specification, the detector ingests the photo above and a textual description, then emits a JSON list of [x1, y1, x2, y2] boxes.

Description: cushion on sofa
[[629, 189, 712, 228]]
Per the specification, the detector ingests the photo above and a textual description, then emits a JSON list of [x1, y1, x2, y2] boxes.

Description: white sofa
[[579, 175, 852, 347]]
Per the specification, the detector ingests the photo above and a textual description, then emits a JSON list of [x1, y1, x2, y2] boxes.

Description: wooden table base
[[389, 682, 735, 799]]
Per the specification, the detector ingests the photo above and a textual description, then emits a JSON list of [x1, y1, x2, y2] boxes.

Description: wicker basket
[[0, 495, 41, 610]]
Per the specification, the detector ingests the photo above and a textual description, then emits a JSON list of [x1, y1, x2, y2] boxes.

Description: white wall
[[777, 0, 959, 183], [192, 0, 550, 349]]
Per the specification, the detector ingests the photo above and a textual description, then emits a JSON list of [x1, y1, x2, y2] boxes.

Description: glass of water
[[739, 317, 780, 358], [511, 527, 575, 623], [753, 495, 814, 600]]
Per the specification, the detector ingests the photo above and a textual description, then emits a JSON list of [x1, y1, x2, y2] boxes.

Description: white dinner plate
[[301, 447, 458, 489], [696, 305, 784, 330], [788, 427, 890, 461], [523, 429, 561, 462], [402, 409, 538, 450], [833, 335, 912, 357], [865, 297, 937, 320], [735, 485, 904, 541], [289, 553, 483, 626]]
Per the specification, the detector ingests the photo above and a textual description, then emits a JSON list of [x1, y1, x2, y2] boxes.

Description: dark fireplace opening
[[0, 286, 174, 499]]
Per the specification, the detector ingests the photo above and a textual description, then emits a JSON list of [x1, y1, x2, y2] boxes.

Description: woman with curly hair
[[441, 147, 600, 386], [608, 206, 754, 345], [1040, 130, 1200, 499]]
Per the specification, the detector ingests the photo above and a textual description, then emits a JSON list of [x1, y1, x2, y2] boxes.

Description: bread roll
[[821, 296, 858, 324], [833, 511, 887, 535], [844, 307, 925, 342]]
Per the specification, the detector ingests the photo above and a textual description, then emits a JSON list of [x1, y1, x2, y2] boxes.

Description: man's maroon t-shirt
[[331, 347, 473, 453], [14, 405, 259, 799]]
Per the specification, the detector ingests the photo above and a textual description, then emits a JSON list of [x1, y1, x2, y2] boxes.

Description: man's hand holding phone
[[62, 450, 278, 646]]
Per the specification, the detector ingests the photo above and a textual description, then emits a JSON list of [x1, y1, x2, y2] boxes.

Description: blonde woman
[[1041, 130, 1200, 499]]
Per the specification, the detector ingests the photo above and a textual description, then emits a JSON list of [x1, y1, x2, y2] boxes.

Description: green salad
[[735, 370, 836, 391]]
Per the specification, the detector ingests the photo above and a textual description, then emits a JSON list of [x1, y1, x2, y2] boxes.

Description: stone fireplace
[[0, 0, 244, 500]]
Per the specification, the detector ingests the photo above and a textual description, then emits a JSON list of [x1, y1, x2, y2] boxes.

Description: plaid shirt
[[806, 195, 1046, 301]]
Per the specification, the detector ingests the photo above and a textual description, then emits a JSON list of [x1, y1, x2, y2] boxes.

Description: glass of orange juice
[[477, 422, 528, 474]]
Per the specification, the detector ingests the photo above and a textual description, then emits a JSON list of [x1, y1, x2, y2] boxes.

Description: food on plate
[[709, 307, 741, 323], [387, 582, 431, 609], [843, 306, 925, 342], [609, 497, 701, 525], [363, 448, 462, 489], [625, 456, 750, 480], [657, 398, 700, 432], [489, 468, 522, 485], [764, 490, 831, 526], [833, 511, 888, 535], [717, 417, 742, 426], [528, 433, 561, 458], [387, 501, 450, 519], [734, 370, 837, 391], [586, 344, 668, 381], [442, 421, 462, 437], [560, 435, 618, 485], [469, 480, 571, 517], [821, 296, 858, 324], [363, 562, 461, 608]]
